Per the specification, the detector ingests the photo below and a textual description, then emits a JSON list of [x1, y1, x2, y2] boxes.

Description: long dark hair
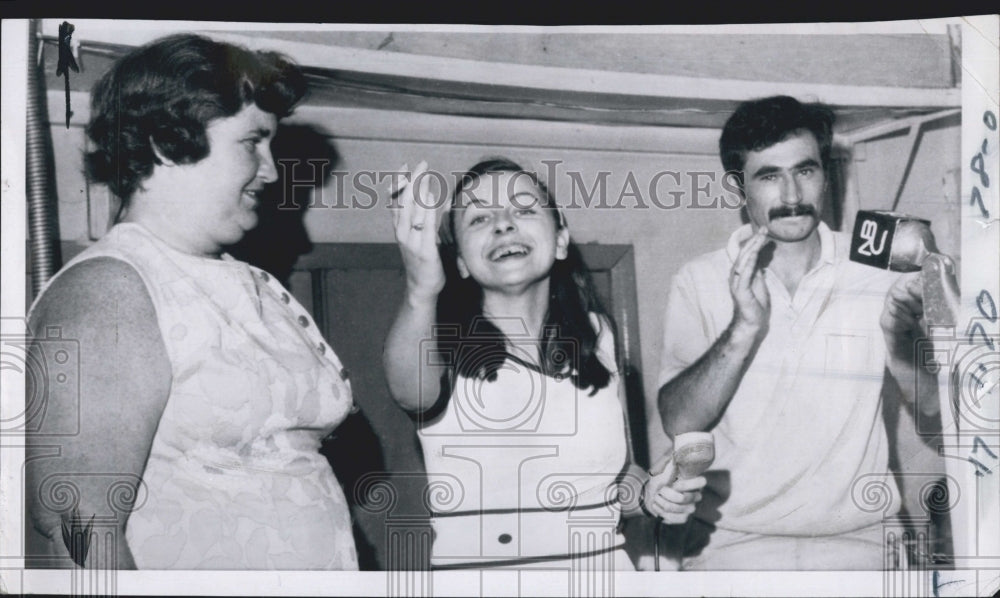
[[436, 158, 615, 396]]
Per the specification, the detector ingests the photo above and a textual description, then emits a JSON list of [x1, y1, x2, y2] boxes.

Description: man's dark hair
[[85, 34, 307, 201], [719, 95, 835, 187]]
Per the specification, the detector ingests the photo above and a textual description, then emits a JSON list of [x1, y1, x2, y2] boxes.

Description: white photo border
[[1, 15, 997, 597]]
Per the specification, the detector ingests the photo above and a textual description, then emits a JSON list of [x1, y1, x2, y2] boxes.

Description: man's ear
[[555, 226, 570, 261], [149, 137, 176, 167], [456, 256, 470, 279]]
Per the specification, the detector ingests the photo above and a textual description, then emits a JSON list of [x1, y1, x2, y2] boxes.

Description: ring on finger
[[411, 224, 425, 231]]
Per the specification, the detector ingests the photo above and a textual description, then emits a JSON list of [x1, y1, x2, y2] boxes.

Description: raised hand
[[391, 161, 446, 302], [729, 226, 772, 341]]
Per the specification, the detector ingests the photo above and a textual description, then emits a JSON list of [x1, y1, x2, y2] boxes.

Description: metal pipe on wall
[[26, 18, 62, 296]]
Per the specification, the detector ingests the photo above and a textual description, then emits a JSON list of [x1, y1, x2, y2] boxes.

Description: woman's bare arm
[[25, 258, 171, 569], [383, 162, 447, 412]]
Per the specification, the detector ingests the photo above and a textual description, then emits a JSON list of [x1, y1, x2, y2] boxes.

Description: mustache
[[768, 205, 817, 220]]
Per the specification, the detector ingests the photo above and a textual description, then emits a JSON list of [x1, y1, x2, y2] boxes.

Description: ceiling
[[38, 23, 962, 133]]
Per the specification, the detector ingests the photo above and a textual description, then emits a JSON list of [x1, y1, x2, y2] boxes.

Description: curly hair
[[719, 95, 835, 188], [435, 158, 615, 396], [85, 33, 307, 201]]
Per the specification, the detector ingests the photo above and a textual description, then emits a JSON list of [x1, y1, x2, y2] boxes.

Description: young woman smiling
[[383, 157, 706, 570]]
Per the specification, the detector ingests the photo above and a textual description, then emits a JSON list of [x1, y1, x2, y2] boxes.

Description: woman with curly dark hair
[[383, 158, 706, 570], [25, 34, 358, 570]]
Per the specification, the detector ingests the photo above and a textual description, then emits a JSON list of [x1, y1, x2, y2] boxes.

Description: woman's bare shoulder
[[30, 257, 162, 351], [27, 257, 171, 437]]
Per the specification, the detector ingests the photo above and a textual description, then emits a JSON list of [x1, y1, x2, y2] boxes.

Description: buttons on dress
[[340, 367, 350, 381], [298, 315, 309, 327], [281, 292, 290, 304], [259, 271, 270, 282], [318, 342, 326, 354], [498, 534, 512, 544]]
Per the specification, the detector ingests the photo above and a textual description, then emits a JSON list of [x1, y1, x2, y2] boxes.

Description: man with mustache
[[655, 96, 932, 569]]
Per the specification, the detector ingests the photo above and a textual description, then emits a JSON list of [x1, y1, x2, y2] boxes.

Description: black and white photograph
[[0, 15, 997, 597]]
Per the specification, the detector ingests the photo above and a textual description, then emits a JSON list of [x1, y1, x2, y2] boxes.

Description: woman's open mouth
[[488, 243, 532, 262], [242, 188, 262, 207]]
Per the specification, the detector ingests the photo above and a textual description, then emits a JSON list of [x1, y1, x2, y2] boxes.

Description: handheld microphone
[[650, 432, 716, 481], [651, 432, 715, 571], [849, 210, 959, 327]]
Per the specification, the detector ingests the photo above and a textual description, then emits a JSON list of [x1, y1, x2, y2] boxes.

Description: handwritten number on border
[[976, 290, 997, 322], [970, 111, 995, 218], [964, 113, 998, 481], [969, 437, 998, 477]]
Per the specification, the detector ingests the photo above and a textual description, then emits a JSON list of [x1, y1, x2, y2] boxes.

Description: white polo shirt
[[658, 222, 902, 536]]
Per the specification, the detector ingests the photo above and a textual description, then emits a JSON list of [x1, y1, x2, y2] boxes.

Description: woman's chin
[[237, 213, 260, 234], [219, 221, 256, 248]]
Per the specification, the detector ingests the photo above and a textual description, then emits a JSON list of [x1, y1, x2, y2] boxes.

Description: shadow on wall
[[227, 123, 385, 569], [824, 142, 853, 231], [229, 123, 331, 287]]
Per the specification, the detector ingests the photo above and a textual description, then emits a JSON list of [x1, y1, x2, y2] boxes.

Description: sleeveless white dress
[[418, 316, 634, 571], [32, 223, 358, 570]]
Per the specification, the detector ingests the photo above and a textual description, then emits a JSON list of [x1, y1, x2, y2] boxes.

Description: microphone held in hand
[[849, 210, 936, 272], [672, 432, 716, 481], [650, 432, 714, 571], [849, 210, 959, 327], [651, 431, 716, 480]]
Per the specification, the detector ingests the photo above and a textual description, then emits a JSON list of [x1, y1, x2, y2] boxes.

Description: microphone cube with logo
[[849, 210, 958, 327], [849, 210, 936, 271]]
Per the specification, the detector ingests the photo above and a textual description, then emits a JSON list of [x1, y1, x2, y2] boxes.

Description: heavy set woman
[[25, 34, 358, 570]]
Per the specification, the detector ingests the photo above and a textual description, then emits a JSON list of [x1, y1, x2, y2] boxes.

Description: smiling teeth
[[490, 244, 530, 260]]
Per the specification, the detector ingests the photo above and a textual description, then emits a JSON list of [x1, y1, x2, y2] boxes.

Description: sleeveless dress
[[31, 223, 358, 570], [418, 317, 634, 571]]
